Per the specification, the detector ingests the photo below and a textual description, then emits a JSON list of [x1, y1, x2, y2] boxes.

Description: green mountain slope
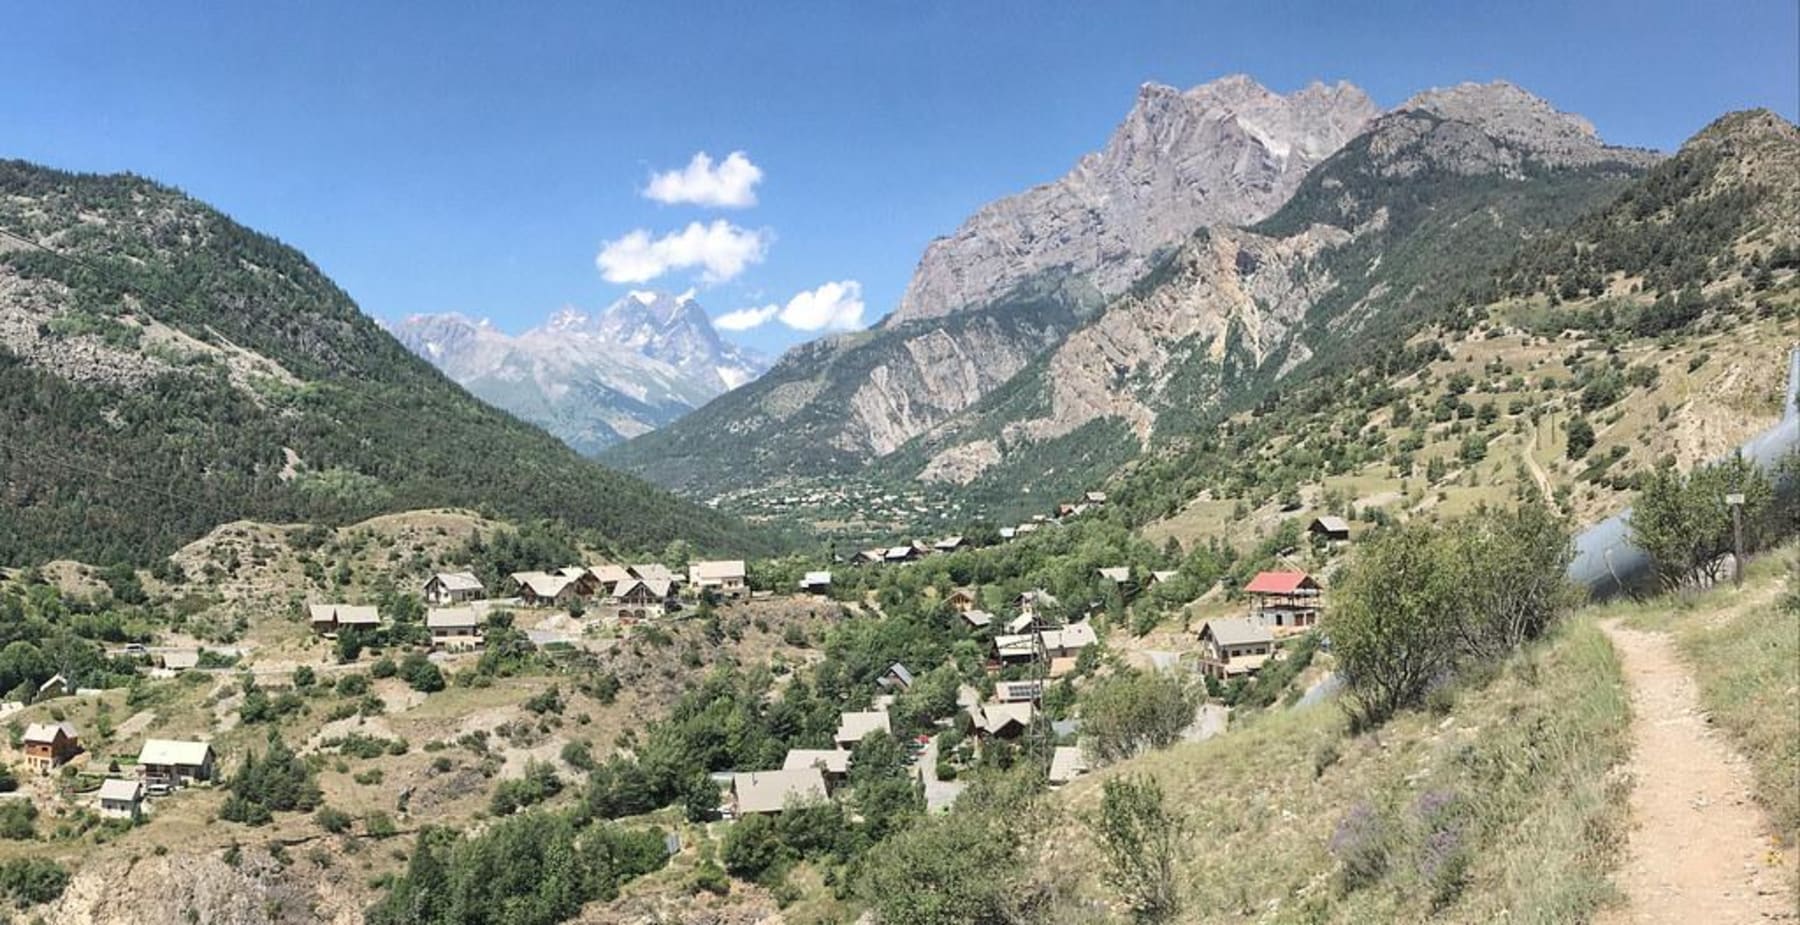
[[0, 160, 765, 564], [874, 99, 1655, 518], [1116, 109, 1799, 541]]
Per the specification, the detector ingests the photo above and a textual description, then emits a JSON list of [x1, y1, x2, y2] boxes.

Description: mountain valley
[[0, 42, 1796, 925]]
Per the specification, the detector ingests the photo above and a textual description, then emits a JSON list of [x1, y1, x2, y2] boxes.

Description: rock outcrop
[[1397, 81, 1661, 172], [48, 845, 366, 925], [902, 90, 1662, 493], [891, 75, 1380, 323]]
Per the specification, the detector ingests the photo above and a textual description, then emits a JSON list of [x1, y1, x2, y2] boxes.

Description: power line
[[0, 224, 320, 531], [0, 435, 218, 513]]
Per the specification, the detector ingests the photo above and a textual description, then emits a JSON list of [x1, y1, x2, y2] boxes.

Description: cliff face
[[896, 89, 1659, 498], [601, 274, 1090, 495], [47, 845, 366, 925], [891, 75, 1380, 324], [608, 80, 1666, 507]]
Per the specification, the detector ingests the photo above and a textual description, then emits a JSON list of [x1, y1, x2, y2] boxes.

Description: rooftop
[[22, 721, 76, 744], [138, 738, 212, 766], [1244, 571, 1319, 595], [782, 749, 852, 775], [834, 710, 891, 744], [733, 768, 828, 814], [97, 777, 144, 801], [1203, 617, 1276, 647], [431, 571, 484, 591], [426, 607, 481, 629]]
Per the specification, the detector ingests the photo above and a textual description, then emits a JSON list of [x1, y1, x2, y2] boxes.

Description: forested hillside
[[0, 161, 766, 564]]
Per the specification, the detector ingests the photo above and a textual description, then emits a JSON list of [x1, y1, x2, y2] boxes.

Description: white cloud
[[713, 305, 780, 331], [595, 220, 771, 284], [716, 280, 867, 334], [779, 280, 865, 331], [644, 151, 763, 208]]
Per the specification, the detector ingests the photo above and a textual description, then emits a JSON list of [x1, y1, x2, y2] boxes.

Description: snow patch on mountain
[[390, 291, 768, 455]]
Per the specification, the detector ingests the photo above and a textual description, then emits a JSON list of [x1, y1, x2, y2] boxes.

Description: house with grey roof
[[137, 739, 215, 793], [97, 777, 145, 819], [879, 663, 915, 691], [423, 572, 484, 606], [730, 767, 828, 816], [426, 607, 483, 648], [1197, 618, 1276, 679], [1308, 516, 1352, 543], [307, 603, 380, 635], [688, 560, 748, 596]]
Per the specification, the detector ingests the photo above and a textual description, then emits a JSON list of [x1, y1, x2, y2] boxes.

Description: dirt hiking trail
[[1598, 620, 1796, 923]]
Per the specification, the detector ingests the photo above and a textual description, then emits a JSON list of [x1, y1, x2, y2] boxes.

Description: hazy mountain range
[[390, 291, 768, 455]]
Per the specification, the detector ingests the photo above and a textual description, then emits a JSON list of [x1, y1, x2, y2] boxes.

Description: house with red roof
[[1243, 570, 1322, 630]]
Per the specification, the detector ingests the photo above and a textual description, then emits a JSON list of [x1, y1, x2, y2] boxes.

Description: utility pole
[[1024, 592, 1054, 778], [1725, 492, 1746, 588]]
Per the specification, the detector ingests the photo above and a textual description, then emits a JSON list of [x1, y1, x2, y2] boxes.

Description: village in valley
[[2, 6, 1796, 921], [0, 479, 1361, 917]]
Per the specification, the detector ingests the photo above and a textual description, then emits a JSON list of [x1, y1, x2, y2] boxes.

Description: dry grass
[[1143, 313, 1793, 553], [1036, 615, 1631, 922]]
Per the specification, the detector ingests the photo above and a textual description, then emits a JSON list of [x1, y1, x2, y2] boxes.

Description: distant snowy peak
[[390, 290, 768, 455]]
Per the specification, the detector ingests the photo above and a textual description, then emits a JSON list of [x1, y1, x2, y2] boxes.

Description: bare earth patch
[[1597, 620, 1796, 923]]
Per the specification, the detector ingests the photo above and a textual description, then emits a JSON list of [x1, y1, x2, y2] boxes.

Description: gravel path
[[1597, 620, 1795, 923]]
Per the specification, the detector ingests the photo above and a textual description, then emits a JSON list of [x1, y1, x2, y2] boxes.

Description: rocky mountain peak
[[392, 289, 769, 454], [892, 75, 1379, 324], [1396, 81, 1660, 169], [1688, 108, 1799, 150]]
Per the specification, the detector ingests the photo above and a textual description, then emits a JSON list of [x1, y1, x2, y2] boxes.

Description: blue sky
[[3, 2, 1796, 355]]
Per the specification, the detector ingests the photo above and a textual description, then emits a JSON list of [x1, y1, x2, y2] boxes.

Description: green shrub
[[0, 856, 69, 906], [365, 811, 397, 838], [0, 800, 34, 839], [399, 653, 444, 693], [689, 859, 730, 897], [316, 806, 352, 834], [721, 813, 784, 880]]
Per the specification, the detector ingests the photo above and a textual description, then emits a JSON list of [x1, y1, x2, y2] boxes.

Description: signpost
[[1725, 492, 1746, 588]]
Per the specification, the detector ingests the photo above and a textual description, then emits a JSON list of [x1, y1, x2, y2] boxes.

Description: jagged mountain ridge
[[893, 75, 1381, 323], [606, 75, 1381, 494], [0, 160, 767, 563], [879, 88, 1667, 506], [391, 291, 767, 455], [608, 78, 1661, 504]]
